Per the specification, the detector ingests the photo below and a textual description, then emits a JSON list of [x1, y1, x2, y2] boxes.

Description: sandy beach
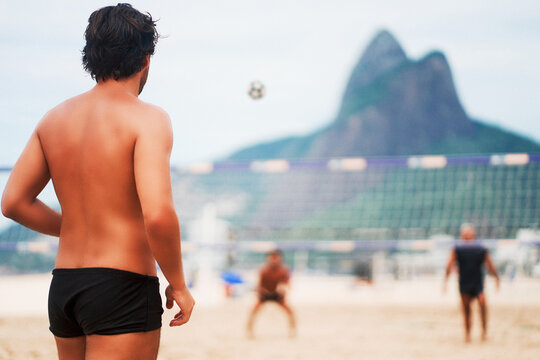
[[1, 274, 539, 360]]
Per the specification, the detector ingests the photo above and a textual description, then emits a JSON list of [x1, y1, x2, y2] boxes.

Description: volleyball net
[[1, 153, 539, 276]]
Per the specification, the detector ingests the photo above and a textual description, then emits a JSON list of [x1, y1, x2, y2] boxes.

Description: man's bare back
[[38, 84, 167, 276]]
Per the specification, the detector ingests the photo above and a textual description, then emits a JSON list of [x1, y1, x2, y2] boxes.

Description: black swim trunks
[[48, 267, 163, 338], [260, 292, 283, 302], [455, 244, 487, 298]]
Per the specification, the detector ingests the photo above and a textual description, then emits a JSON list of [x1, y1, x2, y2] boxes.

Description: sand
[[1, 274, 539, 360]]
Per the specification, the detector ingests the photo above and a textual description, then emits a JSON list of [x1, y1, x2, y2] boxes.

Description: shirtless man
[[247, 250, 296, 338], [1, 4, 194, 359], [443, 223, 499, 342]]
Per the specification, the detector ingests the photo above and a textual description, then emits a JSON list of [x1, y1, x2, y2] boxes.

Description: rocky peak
[[344, 30, 408, 92]]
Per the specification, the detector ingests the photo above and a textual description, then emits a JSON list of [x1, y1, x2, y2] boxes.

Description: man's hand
[[442, 280, 448, 294], [165, 284, 195, 327]]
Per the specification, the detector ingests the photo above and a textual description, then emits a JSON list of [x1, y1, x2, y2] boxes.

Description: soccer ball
[[247, 81, 265, 100]]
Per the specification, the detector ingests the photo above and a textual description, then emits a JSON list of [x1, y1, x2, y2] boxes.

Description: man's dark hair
[[268, 249, 283, 257], [82, 3, 159, 82]]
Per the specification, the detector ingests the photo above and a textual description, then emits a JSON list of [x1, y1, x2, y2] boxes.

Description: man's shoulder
[[279, 265, 291, 275], [456, 243, 485, 249], [135, 100, 169, 118], [37, 93, 87, 126], [41, 92, 169, 121], [260, 265, 275, 274], [455, 243, 487, 257], [132, 101, 171, 131]]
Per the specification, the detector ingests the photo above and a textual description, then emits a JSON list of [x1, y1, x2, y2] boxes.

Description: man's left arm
[[442, 249, 456, 293], [256, 268, 267, 295], [280, 267, 291, 292], [285, 267, 291, 285], [484, 253, 500, 291], [1, 130, 61, 236]]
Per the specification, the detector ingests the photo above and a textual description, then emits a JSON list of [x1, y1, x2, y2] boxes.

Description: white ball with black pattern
[[247, 81, 266, 100]]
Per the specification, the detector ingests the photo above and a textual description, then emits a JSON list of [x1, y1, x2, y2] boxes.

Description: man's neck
[[94, 76, 141, 97]]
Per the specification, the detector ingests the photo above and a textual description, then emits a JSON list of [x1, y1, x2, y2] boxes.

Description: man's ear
[[142, 55, 150, 69]]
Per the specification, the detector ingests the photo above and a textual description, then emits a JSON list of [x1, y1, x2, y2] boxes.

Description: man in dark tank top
[[444, 224, 500, 342]]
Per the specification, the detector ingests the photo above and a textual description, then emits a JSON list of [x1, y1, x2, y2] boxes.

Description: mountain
[[229, 30, 540, 160]]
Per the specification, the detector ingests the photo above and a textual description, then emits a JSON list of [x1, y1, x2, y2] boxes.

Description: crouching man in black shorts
[[247, 250, 296, 338], [444, 224, 500, 342]]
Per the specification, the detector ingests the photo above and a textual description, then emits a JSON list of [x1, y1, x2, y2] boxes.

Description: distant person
[[353, 254, 373, 286], [1, 4, 194, 359], [247, 250, 296, 338], [443, 223, 500, 342]]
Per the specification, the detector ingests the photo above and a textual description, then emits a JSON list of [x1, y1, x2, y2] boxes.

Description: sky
[[1, 0, 539, 167]]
